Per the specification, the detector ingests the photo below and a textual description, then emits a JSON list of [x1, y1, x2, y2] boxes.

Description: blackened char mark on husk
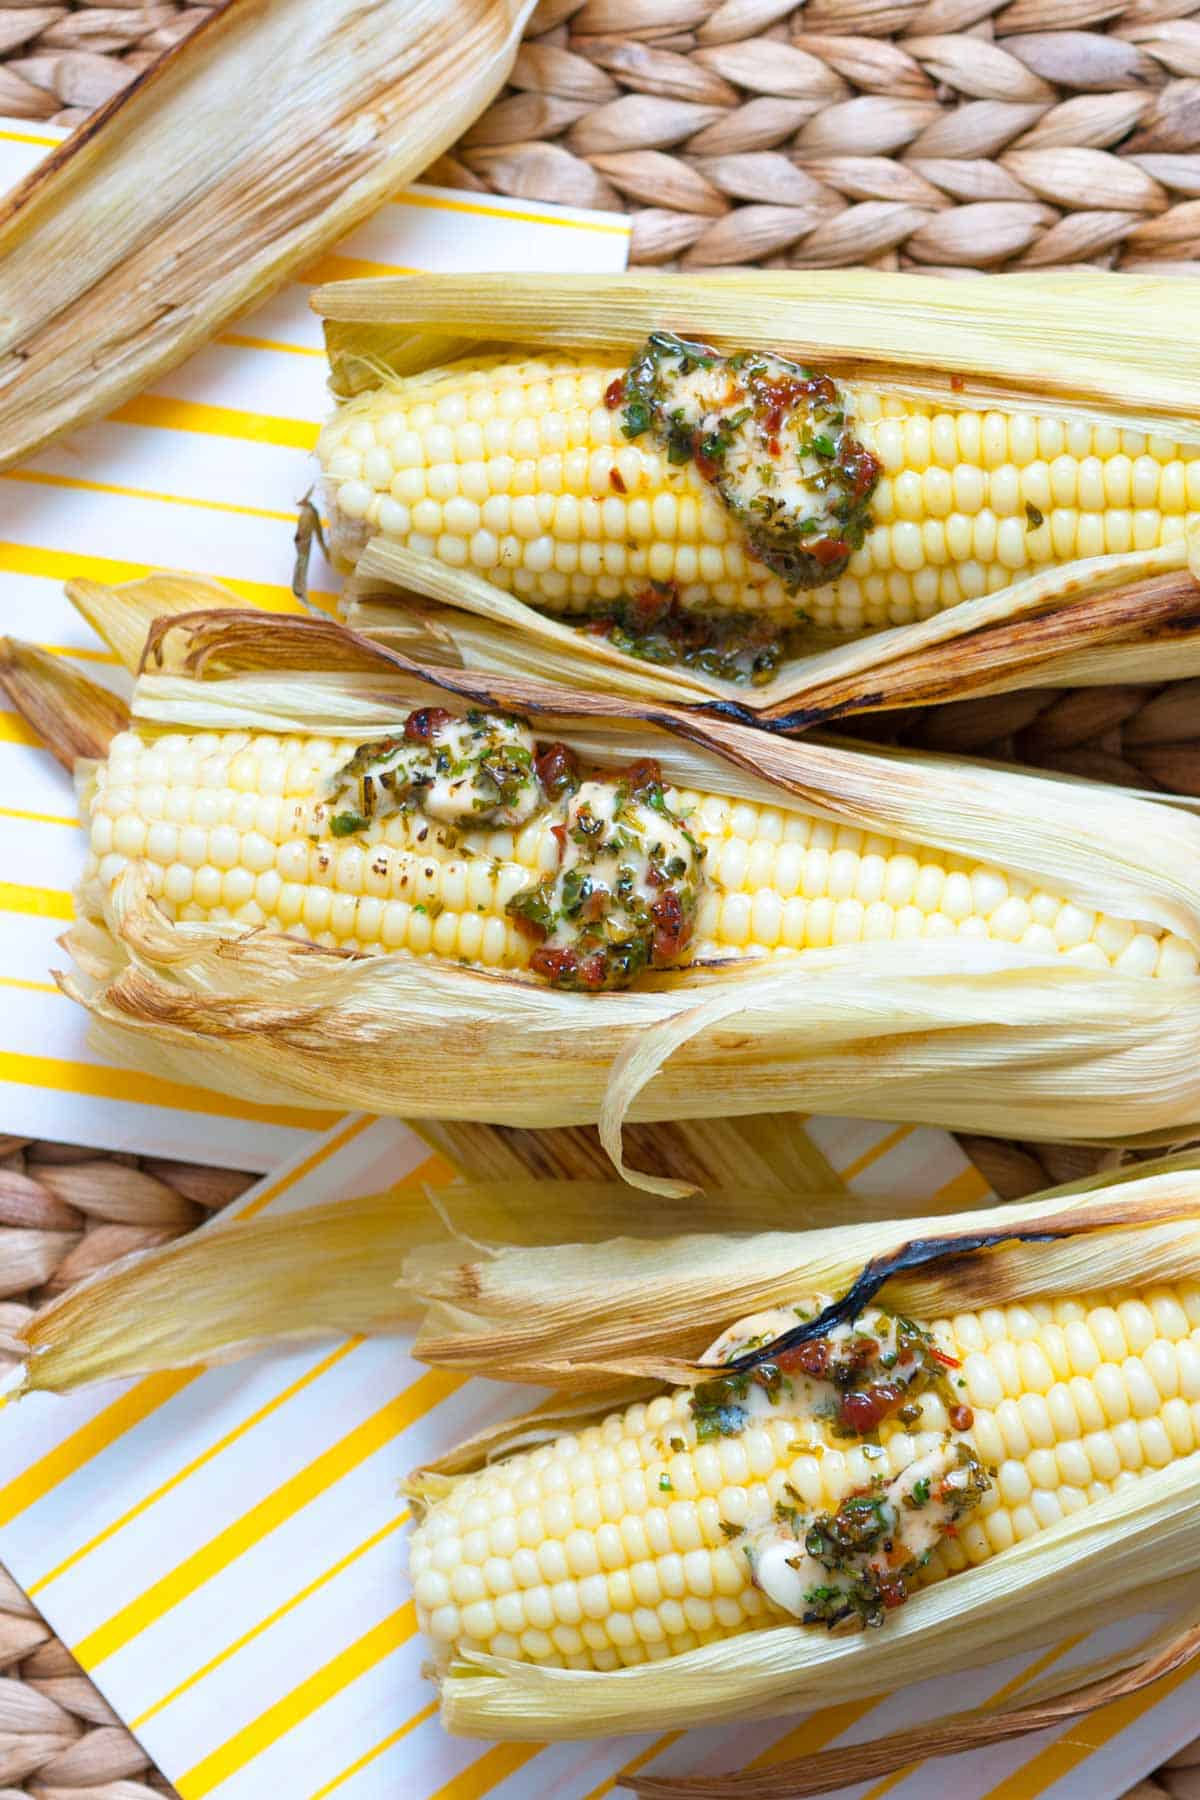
[[692, 696, 871, 734], [718, 1230, 1062, 1375]]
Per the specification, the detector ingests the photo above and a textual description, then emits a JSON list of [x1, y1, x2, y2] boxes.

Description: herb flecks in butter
[[507, 757, 705, 991], [613, 333, 881, 593], [690, 1298, 989, 1631], [581, 582, 796, 687], [328, 708, 543, 833]]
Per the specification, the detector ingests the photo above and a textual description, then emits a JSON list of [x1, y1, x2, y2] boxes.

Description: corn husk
[[0, 0, 536, 472], [17, 577, 1200, 1187], [68, 573, 252, 675], [404, 1166, 1200, 1749], [408, 1151, 1200, 1385], [15, 1115, 850, 1396], [0, 637, 129, 770], [627, 1609, 1200, 1797], [311, 270, 1200, 724]]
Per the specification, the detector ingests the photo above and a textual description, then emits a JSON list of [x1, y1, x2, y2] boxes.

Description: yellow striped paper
[[0, 119, 630, 1169], [3, 1113, 1198, 1800]]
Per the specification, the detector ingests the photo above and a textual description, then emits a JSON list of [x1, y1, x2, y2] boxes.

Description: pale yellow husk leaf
[[310, 270, 1200, 722], [0, 0, 535, 472], [407, 1155, 1200, 1385], [67, 573, 270, 674], [0, 636, 129, 770], [46, 591, 1200, 1183], [16, 1162, 853, 1396], [407, 1167, 1200, 1740]]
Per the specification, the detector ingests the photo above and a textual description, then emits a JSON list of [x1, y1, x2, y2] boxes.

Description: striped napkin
[[1, 115, 1195, 1800]]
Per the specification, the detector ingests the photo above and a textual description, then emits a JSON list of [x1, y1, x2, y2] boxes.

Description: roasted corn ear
[[313, 270, 1200, 726], [17, 579, 1200, 1177], [404, 1167, 1200, 1741]]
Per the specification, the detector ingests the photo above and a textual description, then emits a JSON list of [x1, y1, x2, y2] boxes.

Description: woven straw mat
[[6, 0, 1200, 1794]]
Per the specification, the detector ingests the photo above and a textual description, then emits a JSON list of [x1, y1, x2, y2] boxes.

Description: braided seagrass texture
[[9, 0, 1200, 269], [428, 0, 1200, 270]]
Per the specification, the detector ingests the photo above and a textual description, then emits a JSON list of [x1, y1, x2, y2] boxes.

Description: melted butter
[[507, 770, 706, 990], [327, 711, 542, 831], [619, 335, 881, 594], [692, 1299, 989, 1628], [697, 1302, 928, 1425], [662, 356, 845, 545], [745, 1444, 986, 1625]]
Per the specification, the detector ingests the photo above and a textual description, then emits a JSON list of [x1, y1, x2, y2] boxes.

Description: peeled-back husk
[[404, 1168, 1200, 1753], [15, 1126, 851, 1396], [0, 0, 535, 472], [310, 270, 1200, 725], [34, 580, 1200, 1188]]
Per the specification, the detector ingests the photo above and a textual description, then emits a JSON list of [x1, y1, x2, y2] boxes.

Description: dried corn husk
[[408, 1151, 1200, 1385], [16, 577, 1200, 1187], [15, 1117, 851, 1395], [626, 1612, 1200, 1797], [68, 572, 254, 675], [405, 1166, 1200, 1747], [0, 636, 129, 770], [0, 0, 536, 471], [311, 270, 1200, 724]]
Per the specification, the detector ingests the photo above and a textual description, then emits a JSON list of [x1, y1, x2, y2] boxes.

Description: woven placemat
[[8, 0, 1200, 271], [5, 0, 1200, 1792]]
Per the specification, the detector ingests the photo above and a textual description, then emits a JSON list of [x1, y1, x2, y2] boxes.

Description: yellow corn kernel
[[81, 728, 1199, 981], [319, 354, 1198, 632]]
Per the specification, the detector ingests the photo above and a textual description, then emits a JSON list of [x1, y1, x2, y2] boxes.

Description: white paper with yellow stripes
[[0, 117, 630, 1171], [3, 1115, 1199, 1800]]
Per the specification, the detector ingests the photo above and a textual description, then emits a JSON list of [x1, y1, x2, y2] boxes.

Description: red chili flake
[[535, 742, 579, 800], [950, 373, 965, 392], [767, 435, 781, 457], [550, 822, 567, 856], [403, 706, 451, 744], [842, 442, 882, 502], [609, 466, 627, 494], [632, 584, 672, 628], [838, 1381, 906, 1435], [580, 889, 610, 924], [650, 888, 688, 965], [624, 757, 663, 797], [877, 1572, 908, 1609], [512, 911, 548, 944], [530, 945, 579, 981], [604, 377, 626, 410], [777, 1339, 831, 1378], [694, 446, 720, 482], [949, 1403, 974, 1432], [931, 1346, 961, 1370], [807, 536, 850, 567], [578, 952, 609, 989]]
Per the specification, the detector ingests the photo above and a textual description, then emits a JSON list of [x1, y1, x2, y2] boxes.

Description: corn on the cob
[[83, 709, 1199, 985], [318, 345, 1199, 637], [38, 598, 1200, 1152], [409, 1279, 1200, 1673]]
